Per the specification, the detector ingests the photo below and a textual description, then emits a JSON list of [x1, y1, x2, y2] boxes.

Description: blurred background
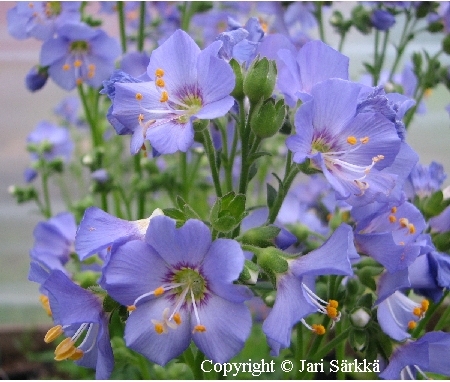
[[0, 1, 449, 329]]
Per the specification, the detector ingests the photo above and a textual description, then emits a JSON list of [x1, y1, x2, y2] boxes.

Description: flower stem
[[137, 1, 146, 52], [116, 1, 127, 53], [202, 128, 222, 197], [310, 327, 351, 361], [41, 166, 52, 219]]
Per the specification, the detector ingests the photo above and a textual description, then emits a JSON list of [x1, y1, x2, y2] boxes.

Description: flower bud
[[257, 247, 289, 275], [25, 65, 49, 92], [239, 260, 260, 285], [250, 98, 286, 138], [243, 57, 277, 104], [350, 308, 371, 328], [229, 59, 244, 100]]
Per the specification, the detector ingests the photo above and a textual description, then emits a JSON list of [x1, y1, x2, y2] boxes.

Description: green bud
[[238, 225, 281, 248], [250, 98, 286, 139], [193, 119, 210, 133], [351, 5, 372, 35], [229, 58, 244, 100], [243, 57, 277, 104], [349, 328, 368, 352], [210, 192, 247, 233], [443, 34, 450, 55], [427, 21, 444, 33], [48, 158, 64, 173], [350, 307, 371, 328], [9, 185, 38, 204], [239, 260, 260, 284], [257, 247, 289, 275]]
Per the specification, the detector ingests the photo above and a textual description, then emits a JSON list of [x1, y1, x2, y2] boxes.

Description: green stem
[[434, 294, 450, 331], [78, 84, 98, 147], [335, 320, 346, 380], [310, 327, 351, 361], [41, 167, 52, 219], [388, 9, 414, 81], [133, 155, 145, 219], [137, 1, 146, 52], [373, 29, 380, 86], [267, 152, 300, 224], [412, 290, 450, 338], [202, 128, 222, 197], [180, 151, 189, 202], [116, 2, 127, 53], [180, 2, 192, 32], [238, 101, 253, 196], [315, 2, 326, 44]]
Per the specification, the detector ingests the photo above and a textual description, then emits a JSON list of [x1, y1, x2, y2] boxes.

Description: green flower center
[[70, 40, 89, 53], [172, 268, 206, 300]]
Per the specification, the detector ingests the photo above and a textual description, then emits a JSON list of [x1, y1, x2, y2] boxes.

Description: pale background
[[0, 2, 449, 327]]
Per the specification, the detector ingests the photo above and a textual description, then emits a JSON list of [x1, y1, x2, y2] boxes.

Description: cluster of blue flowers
[[8, 1, 450, 380]]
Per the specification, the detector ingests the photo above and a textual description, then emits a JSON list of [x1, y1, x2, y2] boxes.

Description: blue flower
[[430, 205, 450, 233], [380, 331, 450, 379], [404, 161, 447, 199], [354, 201, 426, 272], [110, 30, 235, 155], [41, 270, 114, 379], [377, 291, 429, 341], [101, 216, 252, 365], [262, 224, 358, 355], [40, 23, 120, 90], [371, 9, 396, 31], [276, 40, 349, 107], [75, 206, 163, 261], [286, 79, 403, 207], [7, 1, 81, 41], [29, 212, 77, 275], [25, 120, 74, 182]]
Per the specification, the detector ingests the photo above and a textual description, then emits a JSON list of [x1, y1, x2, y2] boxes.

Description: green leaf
[[266, 183, 277, 208]]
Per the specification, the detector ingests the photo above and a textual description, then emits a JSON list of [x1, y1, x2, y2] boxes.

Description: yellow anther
[[388, 215, 397, 223], [155, 68, 164, 77], [413, 307, 423, 317], [421, 300, 429, 312], [391, 207, 397, 213], [127, 305, 136, 312], [424, 88, 432, 98], [360, 136, 369, 144], [156, 78, 165, 87], [347, 136, 357, 145], [138, 114, 144, 122], [326, 213, 332, 222], [28, 2, 34, 7], [73, 59, 82, 67], [326, 306, 338, 319], [62, 63, 70, 71], [69, 348, 84, 361], [408, 223, 416, 234], [135, 92, 143, 101], [399, 241, 405, 246], [399, 218, 409, 228], [76, 78, 83, 86], [193, 324, 207, 333], [154, 286, 165, 296], [408, 320, 417, 330], [54, 338, 77, 361], [311, 324, 326, 335], [173, 313, 182, 325], [341, 211, 350, 222], [44, 325, 63, 343], [160, 91, 169, 102], [154, 323, 165, 334], [39, 294, 52, 316], [328, 300, 339, 308], [88, 64, 95, 71]]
